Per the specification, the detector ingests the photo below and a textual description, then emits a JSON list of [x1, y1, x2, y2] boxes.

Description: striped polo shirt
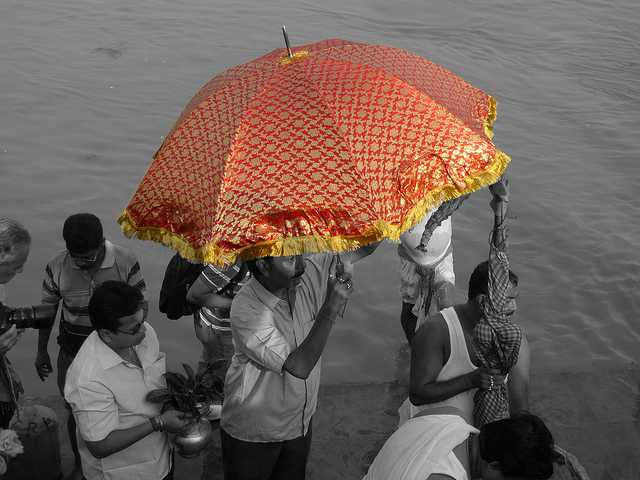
[[41, 240, 146, 327], [196, 263, 250, 332]]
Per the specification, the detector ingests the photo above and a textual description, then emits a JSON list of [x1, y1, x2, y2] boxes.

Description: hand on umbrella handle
[[328, 255, 354, 317]]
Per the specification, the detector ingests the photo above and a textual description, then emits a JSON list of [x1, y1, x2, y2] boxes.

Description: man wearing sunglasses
[[65, 281, 189, 480], [36, 213, 147, 480]]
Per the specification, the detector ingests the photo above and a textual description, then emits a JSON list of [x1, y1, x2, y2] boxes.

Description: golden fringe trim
[[483, 96, 497, 140], [118, 149, 510, 266]]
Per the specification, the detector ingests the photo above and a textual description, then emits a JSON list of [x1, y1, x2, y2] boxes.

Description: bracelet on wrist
[[150, 416, 164, 432]]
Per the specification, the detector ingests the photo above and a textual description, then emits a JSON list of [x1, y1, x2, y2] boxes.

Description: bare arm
[[85, 419, 155, 459], [282, 303, 339, 380], [283, 257, 353, 380], [434, 281, 456, 311], [339, 241, 381, 266], [508, 333, 530, 414], [419, 195, 469, 250], [409, 317, 476, 405], [186, 275, 232, 310], [35, 304, 58, 381], [85, 410, 187, 459], [484, 178, 511, 318]]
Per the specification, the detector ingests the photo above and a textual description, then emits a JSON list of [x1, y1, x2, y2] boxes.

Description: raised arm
[[483, 177, 512, 319], [283, 256, 353, 379], [340, 241, 381, 265], [187, 270, 233, 310], [418, 195, 469, 250]]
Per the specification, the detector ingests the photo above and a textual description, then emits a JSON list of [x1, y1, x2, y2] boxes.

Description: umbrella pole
[[281, 25, 293, 58]]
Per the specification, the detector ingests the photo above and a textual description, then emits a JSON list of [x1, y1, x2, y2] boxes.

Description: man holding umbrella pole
[[220, 245, 378, 480]]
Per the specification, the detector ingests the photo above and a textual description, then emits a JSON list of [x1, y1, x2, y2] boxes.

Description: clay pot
[[173, 418, 213, 458]]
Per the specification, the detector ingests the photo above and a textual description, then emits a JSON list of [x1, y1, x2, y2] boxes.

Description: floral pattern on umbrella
[[119, 39, 509, 265]]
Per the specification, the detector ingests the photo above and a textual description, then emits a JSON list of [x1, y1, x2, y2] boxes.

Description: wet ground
[[34, 359, 638, 480]]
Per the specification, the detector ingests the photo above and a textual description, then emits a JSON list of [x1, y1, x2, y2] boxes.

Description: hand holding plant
[[146, 360, 225, 420]]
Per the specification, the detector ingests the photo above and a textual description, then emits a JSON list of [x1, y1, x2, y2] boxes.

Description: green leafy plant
[[146, 360, 225, 419]]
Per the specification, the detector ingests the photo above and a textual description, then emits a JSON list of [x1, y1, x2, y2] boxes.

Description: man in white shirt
[[65, 281, 189, 480]]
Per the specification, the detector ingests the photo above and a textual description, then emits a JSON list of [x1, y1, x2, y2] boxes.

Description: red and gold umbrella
[[118, 38, 509, 265]]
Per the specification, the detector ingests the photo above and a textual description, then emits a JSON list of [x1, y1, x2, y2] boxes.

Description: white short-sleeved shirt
[[221, 254, 333, 442], [64, 323, 170, 480]]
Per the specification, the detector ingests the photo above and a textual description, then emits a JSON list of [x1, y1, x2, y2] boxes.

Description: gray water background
[[1, 0, 639, 399]]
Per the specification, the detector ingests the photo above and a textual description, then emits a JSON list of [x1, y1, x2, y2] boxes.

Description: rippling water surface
[[1, 0, 639, 397]]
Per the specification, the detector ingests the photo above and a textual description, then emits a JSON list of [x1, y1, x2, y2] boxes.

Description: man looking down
[[64, 281, 190, 480]]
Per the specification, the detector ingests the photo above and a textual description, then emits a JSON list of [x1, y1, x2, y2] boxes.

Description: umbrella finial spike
[[282, 25, 293, 58]]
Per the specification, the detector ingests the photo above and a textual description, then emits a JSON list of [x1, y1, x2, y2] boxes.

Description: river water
[[1, 0, 639, 401]]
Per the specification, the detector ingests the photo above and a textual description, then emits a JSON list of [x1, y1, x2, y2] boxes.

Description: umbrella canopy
[[118, 38, 509, 265]]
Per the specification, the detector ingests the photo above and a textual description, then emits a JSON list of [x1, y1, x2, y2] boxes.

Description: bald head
[[0, 217, 31, 284]]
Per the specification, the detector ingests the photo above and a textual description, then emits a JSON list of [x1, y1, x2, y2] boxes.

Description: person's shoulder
[[413, 312, 448, 346], [46, 249, 70, 269], [143, 322, 159, 342], [67, 336, 103, 385], [231, 283, 274, 326], [420, 312, 448, 333], [109, 241, 139, 263]]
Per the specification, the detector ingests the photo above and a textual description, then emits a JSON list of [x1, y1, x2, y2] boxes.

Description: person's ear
[[474, 294, 486, 307], [99, 329, 115, 345], [255, 258, 271, 277]]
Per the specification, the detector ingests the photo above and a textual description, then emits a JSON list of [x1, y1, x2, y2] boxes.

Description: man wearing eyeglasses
[[65, 281, 189, 480], [36, 213, 147, 480]]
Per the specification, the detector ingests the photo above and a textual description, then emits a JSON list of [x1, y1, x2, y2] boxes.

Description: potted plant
[[147, 360, 225, 458]]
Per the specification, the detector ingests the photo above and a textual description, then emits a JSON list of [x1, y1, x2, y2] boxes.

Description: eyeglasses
[[117, 321, 145, 336]]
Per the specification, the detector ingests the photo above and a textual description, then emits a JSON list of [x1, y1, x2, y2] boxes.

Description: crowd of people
[[0, 176, 559, 480]]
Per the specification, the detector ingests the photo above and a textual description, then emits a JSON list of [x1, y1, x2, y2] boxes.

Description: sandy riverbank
[[25, 361, 638, 479]]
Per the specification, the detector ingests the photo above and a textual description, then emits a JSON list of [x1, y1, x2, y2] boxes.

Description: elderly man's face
[[0, 243, 30, 284]]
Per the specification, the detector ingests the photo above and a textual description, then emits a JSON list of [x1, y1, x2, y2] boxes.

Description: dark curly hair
[[479, 412, 556, 479], [468, 260, 519, 301], [63, 213, 103, 254]]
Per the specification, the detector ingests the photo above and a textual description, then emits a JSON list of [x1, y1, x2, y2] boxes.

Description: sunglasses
[[117, 321, 145, 336]]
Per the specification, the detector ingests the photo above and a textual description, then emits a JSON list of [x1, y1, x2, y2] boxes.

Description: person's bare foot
[[63, 465, 85, 480]]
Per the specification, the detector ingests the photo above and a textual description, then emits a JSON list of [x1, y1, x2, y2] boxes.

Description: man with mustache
[[220, 246, 378, 480], [35, 213, 147, 480]]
